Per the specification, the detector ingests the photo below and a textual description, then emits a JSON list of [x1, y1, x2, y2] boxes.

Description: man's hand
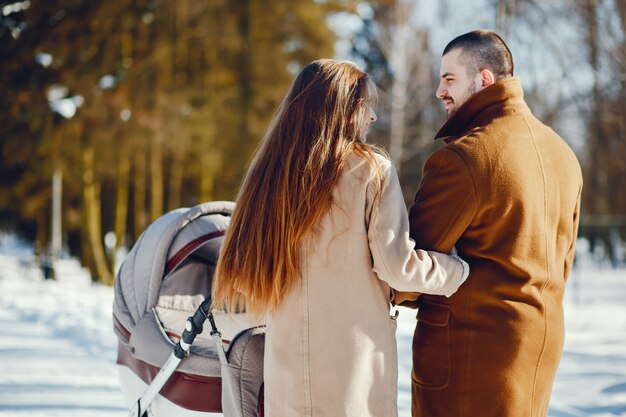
[[392, 291, 421, 309]]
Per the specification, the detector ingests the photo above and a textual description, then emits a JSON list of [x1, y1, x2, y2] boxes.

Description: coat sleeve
[[410, 147, 477, 250], [394, 147, 477, 306], [366, 159, 468, 297]]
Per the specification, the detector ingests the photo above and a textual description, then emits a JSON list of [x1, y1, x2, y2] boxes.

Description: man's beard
[[447, 83, 478, 119]]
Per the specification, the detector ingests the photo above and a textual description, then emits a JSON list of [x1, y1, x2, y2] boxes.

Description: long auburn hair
[[212, 59, 385, 318]]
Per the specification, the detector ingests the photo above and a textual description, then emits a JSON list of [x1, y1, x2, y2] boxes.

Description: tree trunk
[[236, 0, 252, 148], [168, 143, 184, 209], [582, 0, 613, 259], [585, 0, 609, 215], [150, 126, 164, 220], [200, 133, 216, 202], [114, 128, 131, 252], [133, 136, 148, 241], [198, 4, 220, 203], [116, 0, 134, 247], [81, 120, 113, 285], [495, 0, 515, 37], [36, 209, 47, 260], [388, 0, 410, 173]]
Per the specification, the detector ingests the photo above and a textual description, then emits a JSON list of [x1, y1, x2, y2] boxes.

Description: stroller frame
[[129, 296, 222, 417]]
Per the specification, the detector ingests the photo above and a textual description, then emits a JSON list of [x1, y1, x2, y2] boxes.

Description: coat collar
[[435, 77, 528, 143]]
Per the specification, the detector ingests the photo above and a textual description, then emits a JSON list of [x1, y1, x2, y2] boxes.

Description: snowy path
[[547, 266, 626, 417], [0, 254, 126, 417], [0, 243, 625, 417]]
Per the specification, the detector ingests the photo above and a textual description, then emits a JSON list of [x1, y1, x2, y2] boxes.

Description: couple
[[213, 30, 583, 417]]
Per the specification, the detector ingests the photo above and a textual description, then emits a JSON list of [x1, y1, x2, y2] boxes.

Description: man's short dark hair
[[443, 30, 514, 80]]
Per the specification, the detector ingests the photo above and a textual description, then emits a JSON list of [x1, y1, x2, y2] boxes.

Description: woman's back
[[264, 153, 400, 417]]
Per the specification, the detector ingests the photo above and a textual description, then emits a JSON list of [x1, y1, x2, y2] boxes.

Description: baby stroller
[[112, 201, 265, 417]]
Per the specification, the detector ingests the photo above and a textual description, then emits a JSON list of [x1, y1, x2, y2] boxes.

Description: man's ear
[[480, 69, 496, 87]]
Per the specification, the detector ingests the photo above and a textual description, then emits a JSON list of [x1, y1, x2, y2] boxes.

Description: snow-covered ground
[[0, 235, 625, 417], [0, 237, 125, 417]]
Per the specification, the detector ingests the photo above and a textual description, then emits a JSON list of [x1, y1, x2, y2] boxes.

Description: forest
[[1, 0, 625, 283]]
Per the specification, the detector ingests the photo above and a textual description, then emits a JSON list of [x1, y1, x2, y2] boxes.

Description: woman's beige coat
[[264, 154, 467, 417]]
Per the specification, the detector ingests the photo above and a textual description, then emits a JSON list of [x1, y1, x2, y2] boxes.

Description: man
[[395, 30, 583, 417]]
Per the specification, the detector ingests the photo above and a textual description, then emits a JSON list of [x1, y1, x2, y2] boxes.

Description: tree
[[351, 0, 442, 203], [0, 0, 359, 282]]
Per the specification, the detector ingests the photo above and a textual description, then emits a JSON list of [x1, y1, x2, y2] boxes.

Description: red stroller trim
[[115, 317, 223, 413], [163, 231, 226, 275]]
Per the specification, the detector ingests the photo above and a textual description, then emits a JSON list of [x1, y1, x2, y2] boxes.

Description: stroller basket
[[112, 201, 264, 417]]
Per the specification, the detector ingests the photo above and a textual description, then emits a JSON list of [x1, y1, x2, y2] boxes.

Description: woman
[[212, 59, 468, 417]]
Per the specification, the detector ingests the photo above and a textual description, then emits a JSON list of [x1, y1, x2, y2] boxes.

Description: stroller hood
[[113, 201, 234, 332]]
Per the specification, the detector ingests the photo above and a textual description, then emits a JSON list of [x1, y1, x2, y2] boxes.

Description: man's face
[[436, 48, 480, 118]]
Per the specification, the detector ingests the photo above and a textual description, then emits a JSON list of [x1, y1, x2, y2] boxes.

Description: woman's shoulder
[[337, 150, 394, 203], [345, 148, 392, 178]]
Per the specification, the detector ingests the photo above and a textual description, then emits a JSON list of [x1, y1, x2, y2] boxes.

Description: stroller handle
[[175, 295, 216, 359]]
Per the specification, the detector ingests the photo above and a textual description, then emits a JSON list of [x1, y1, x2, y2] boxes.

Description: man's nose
[[436, 84, 446, 99]]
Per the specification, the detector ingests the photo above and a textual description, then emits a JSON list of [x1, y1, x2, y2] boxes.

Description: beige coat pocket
[[412, 299, 450, 389]]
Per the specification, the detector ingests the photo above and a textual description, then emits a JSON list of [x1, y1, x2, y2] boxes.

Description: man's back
[[406, 78, 582, 417]]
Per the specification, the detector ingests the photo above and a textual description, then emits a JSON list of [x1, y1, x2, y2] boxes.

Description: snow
[[0, 235, 625, 417], [0, 238, 125, 417]]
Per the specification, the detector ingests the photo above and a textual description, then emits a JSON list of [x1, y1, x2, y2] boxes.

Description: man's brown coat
[[397, 77, 583, 417]]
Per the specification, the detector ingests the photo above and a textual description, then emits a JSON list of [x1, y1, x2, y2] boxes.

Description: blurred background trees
[[1, 0, 625, 282]]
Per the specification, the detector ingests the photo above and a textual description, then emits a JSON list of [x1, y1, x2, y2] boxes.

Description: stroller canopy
[[113, 201, 234, 331], [113, 201, 240, 381]]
